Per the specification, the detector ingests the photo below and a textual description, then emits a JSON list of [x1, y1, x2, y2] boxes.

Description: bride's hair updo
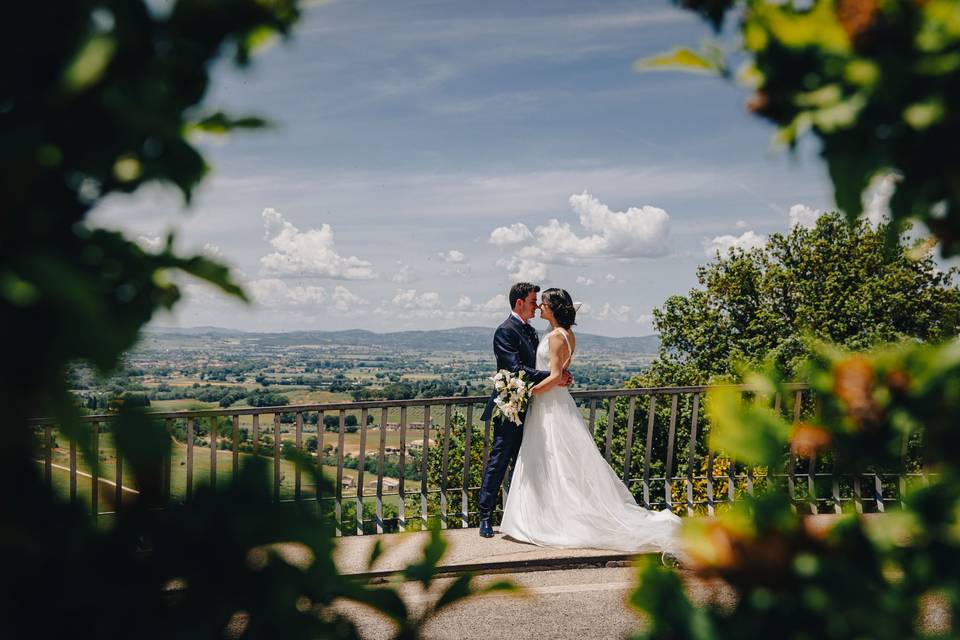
[[541, 288, 577, 329]]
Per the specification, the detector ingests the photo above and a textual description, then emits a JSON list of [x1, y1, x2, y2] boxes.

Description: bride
[[499, 288, 683, 556]]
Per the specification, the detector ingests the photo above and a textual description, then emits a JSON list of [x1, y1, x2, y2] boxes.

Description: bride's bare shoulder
[[552, 328, 576, 351]]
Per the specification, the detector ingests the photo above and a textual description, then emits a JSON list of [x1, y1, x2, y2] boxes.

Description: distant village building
[[367, 478, 400, 490], [382, 422, 435, 431]]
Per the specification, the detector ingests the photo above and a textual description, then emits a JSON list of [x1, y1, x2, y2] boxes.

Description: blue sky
[[92, 0, 840, 336]]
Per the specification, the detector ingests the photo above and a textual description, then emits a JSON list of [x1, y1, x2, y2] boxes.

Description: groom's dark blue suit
[[478, 315, 550, 520]]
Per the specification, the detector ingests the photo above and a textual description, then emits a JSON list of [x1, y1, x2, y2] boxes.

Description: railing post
[[642, 395, 656, 509], [664, 394, 678, 514], [91, 421, 99, 518], [686, 393, 699, 517], [114, 427, 124, 513], [588, 398, 597, 435], [335, 409, 345, 535], [69, 432, 77, 503], [398, 406, 407, 532], [163, 419, 172, 505], [376, 407, 387, 534], [357, 408, 368, 535], [231, 415, 239, 481], [706, 449, 715, 516], [295, 411, 303, 501], [421, 405, 431, 528], [462, 404, 473, 528], [210, 417, 217, 490], [440, 405, 452, 529], [899, 432, 909, 508], [316, 411, 325, 509], [273, 413, 281, 502], [622, 396, 636, 486], [744, 393, 754, 496], [604, 396, 616, 463], [787, 390, 800, 508], [873, 472, 885, 513], [43, 424, 52, 488], [186, 417, 194, 503]]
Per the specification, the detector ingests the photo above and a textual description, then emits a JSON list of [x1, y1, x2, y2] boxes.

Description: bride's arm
[[531, 333, 569, 395]]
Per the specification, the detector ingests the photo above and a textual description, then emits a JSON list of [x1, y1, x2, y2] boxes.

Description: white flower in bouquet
[[489, 369, 534, 424]]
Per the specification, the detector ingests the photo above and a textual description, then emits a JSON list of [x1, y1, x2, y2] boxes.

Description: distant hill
[[145, 326, 661, 354]]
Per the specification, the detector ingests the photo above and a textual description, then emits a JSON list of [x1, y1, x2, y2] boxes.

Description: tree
[[649, 211, 960, 385], [642, 0, 960, 256], [246, 389, 290, 407], [1, 2, 507, 637]]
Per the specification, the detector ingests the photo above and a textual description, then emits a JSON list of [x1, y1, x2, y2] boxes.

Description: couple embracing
[[477, 283, 682, 557]]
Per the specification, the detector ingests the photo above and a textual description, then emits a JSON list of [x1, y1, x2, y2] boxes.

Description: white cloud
[[137, 235, 164, 253], [392, 288, 443, 309], [862, 173, 897, 227], [438, 249, 467, 263], [604, 273, 617, 282], [496, 256, 548, 282], [635, 313, 654, 324], [478, 294, 509, 313], [703, 230, 767, 256], [489, 223, 534, 245], [331, 285, 366, 313], [565, 191, 671, 258], [383, 290, 509, 321], [259, 208, 376, 280], [491, 192, 671, 277], [789, 203, 823, 230], [523, 218, 607, 260], [246, 278, 327, 307], [391, 262, 416, 283], [202, 243, 223, 259], [575, 276, 595, 286], [594, 303, 632, 322], [735, 220, 748, 229]]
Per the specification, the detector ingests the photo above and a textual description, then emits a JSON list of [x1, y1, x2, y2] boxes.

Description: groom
[[477, 282, 572, 538]]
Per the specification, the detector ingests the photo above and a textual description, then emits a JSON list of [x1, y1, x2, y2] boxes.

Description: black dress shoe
[[479, 517, 494, 538]]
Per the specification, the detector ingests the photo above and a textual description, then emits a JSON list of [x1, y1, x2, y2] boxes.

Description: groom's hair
[[509, 282, 540, 309]]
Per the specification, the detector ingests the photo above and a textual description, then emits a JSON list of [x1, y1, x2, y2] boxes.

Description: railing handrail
[[36, 382, 811, 423]]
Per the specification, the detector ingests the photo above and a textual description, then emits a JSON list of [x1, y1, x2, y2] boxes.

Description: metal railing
[[32, 383, 923, 535]]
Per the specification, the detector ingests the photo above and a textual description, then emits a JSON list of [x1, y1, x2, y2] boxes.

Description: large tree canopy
[[646, 211, 960, 384]]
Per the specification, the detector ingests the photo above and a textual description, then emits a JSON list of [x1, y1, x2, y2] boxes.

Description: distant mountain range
[[145, 326, 661, 354]]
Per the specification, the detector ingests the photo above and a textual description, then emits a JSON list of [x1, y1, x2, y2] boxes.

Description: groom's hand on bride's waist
[[559, 370, 573, 387]]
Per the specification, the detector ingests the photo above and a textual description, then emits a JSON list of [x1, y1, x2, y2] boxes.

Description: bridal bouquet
[[490, 369, 534, 425]]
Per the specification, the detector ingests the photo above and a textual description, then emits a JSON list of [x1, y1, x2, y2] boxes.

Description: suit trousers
[[477, 415, 524, 519]]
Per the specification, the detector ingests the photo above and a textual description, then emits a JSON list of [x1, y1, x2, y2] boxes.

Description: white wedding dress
[[499, 329, 683, 555]]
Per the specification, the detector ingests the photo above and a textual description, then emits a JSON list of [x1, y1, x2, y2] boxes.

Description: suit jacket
[[480, 315, 550, 422]]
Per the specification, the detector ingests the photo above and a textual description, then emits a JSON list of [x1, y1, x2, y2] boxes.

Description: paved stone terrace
[[333, 514, 888, 579]]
